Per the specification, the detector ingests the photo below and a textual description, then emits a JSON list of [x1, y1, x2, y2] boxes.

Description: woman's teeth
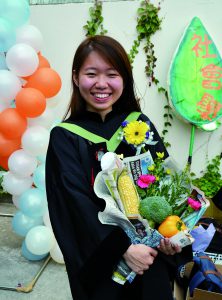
[[94, 93, 109, 99]]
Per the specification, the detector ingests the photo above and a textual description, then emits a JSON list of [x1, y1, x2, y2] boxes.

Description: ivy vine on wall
[[83, 0, 107, 36]]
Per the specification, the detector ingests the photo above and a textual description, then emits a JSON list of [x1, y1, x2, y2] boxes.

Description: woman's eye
[[108, 73, 118, 78], [86, 73, 96, 77]]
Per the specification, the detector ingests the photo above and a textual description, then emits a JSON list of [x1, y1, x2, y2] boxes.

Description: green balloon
[[169, 17, 222, 128]]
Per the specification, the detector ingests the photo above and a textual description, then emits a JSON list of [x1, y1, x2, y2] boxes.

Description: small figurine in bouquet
[[46, 35, 194, 300]]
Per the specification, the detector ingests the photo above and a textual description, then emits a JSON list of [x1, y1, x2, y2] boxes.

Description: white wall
[[30, 0, 222, 176]]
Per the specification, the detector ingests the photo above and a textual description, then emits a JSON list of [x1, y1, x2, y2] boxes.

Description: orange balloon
[[0, 155, 9, 170], [25, 67, 62, 98], [0, 108, 27, 139], [38, 54, 50, 68], [16, 88, 46, 118], [0, 133, 21, 156]]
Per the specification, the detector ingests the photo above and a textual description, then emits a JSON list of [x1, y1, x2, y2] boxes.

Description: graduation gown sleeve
[[45, 126, 131, 299]]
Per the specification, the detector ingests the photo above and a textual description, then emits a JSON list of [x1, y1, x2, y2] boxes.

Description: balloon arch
[[0, 0, 64, 264]]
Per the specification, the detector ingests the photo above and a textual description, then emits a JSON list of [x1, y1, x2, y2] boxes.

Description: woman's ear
[[73, 71, 79, 87]]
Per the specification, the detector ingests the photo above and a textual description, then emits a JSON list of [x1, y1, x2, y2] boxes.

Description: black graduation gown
[[45, 110, 192, 300]]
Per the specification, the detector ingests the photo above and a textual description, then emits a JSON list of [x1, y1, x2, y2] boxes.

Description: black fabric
[[45, 110, 192, 300], [212, 187, 222, 211]]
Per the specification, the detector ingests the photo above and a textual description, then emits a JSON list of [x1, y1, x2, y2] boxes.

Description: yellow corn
[[117, 169, 140, 219]]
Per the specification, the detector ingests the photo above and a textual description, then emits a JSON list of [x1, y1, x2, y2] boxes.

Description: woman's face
[[74, 51, 124, 120]]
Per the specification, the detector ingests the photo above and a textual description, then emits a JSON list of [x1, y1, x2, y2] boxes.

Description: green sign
[[169, 17, 222, 129]]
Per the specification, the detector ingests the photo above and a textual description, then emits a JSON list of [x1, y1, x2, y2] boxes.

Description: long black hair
[[64, 35, 141, 119]]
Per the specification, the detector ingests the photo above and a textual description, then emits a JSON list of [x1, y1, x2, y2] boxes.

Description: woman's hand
[[157, 238, 182, 255], [123, 244, 158, 275]]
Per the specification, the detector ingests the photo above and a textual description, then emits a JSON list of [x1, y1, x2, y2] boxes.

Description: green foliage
[[83, 0, 107, 37], [191, 155, 222, 198], [129, 0, 162, 85], [139, 195, 172, 224], [137, 153, 191, 217]]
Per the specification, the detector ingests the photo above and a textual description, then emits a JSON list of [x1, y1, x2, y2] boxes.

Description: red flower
[[137, 174, 156, 188]]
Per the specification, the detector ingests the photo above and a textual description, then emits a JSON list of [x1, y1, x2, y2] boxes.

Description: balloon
[[0, 155, 9, 170], [0, 53, 7, 70], [38, 54, 50, 68], [25, 225, 55, 255], [0, 0, 30, 28], [22, 54, 51, 81], [27, 105, 55, 128], [50, 243, 64, 264], [0, 70, 21, 101], [2, 171, 33, 195], [0, 108, 27, 139], [22, 126, 49, 156], [8, 149, 37, 177], [19, 188, 47, 218], [0, 17, 16, 52], [12, 194, 19, 208], [12, 211, 43, 237], [0, 132, 20, 157], [37, 155, 46, 164], [25, 68, 62, 98], [33, 164, 45, 190], [15, 88, 46, 118], [46, 97, 59, 108], [6, 43, 39, 77], [16, 25, 43, 53], [21, 240, 47, 261]]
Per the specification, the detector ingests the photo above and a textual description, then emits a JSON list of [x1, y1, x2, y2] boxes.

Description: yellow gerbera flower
[[123, 121, 148, 145]]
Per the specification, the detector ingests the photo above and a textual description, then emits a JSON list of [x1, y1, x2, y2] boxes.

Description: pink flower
[[187, 197, 201, 211], [137, 174, 156, 188]]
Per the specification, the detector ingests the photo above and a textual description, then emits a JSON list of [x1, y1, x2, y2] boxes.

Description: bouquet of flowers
[[93, 119, 209, 285]]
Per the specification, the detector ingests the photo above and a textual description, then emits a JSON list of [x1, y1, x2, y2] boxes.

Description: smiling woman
[[45, 35, 192, 300]]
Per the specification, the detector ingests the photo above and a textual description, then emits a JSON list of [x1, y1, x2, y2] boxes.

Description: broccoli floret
[[139, 196, 172, 224]]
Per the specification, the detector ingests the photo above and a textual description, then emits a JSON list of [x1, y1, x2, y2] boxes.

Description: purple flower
[[121, 121, 129, 127], [145, 131, 150, 139]]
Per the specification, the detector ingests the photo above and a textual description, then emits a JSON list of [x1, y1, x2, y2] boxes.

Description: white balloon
[[27, 106, 55, 128], [6, 43, 39, 77], [25, 225, 56, 255], [16, 24, 43, 52], [8, 149, 37, 177], [2, 171, 33, 195], [46, 97, 59, 108], [50, 242, 64, 264], [12, 194, 20, 208], [22, 126, 50, 156], [0, 70, 21, 101]]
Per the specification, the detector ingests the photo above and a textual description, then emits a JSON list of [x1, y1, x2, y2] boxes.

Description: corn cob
[[117, 169, 140, 219]]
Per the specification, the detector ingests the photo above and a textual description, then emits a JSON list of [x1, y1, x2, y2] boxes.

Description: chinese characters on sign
[[192, 35, 222, 121]]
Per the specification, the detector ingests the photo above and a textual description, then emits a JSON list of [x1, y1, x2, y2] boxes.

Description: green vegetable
[[139, 196, 172, 224]]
